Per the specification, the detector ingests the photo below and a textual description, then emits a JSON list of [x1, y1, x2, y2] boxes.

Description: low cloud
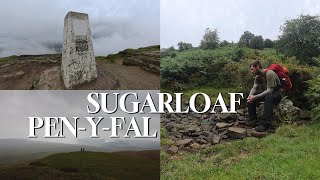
[[0, 0, 159, 57]]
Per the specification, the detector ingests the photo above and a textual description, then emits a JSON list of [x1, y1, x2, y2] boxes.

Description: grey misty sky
[[0, 91, 160, 144], [0, 0, 159, 57], [161, 0, 320, 48]]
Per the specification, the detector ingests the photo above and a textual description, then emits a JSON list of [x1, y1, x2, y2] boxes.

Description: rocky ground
[[106, 50, 160, 89], [161, 99, 312, 155], [0, 47, 160, 90]]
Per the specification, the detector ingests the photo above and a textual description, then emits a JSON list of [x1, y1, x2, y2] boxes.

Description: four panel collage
[[0, 0, 320, 179]]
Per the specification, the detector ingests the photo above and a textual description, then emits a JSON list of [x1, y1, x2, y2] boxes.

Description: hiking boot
[[255, 123, 271, 132], [244, 118, 257, 127]]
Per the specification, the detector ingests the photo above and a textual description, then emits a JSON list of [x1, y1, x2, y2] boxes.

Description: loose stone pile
[[161, 99, 310, 155]]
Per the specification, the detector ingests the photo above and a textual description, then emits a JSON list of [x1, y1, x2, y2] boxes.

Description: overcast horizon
[[0, 0, 159, 57], [161, 0, 320, 48], [0, 91, 160, 145]]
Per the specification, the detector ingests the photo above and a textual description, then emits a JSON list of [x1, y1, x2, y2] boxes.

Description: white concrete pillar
[[61, 11, 97, 89]]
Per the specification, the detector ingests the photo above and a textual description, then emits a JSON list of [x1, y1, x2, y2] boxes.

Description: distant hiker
[[247, 60, 283, 132]]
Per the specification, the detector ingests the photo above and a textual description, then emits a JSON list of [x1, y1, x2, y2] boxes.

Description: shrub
[[283, 62, 319, 109], [211, 57, 319, 109], [160, 47, 320, 110], [264, 39, 273, 48], [161, 48, 234, 89], [232, 48, 246, 62], [220, 40, 230, 47], [306, 77, 320, 121], [160, 46, 176, 58], [177, 42, 193, 51]]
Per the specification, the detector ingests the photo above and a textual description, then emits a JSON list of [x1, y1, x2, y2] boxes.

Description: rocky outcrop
[[0, 71, 24, 80], [0, 46, 159, 90], [258, 98, 301, 122], [122, 51, 160, 74], [33, 67, 62, 89]]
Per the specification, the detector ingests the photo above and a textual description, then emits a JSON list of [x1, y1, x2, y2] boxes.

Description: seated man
[[247, 60, 282, 132]]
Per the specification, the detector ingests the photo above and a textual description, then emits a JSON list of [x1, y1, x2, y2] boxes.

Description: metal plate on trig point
[[73, 19, 87, 36]]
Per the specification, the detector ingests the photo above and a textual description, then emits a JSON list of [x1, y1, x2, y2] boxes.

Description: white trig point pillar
[[61, 11, 97, 89]]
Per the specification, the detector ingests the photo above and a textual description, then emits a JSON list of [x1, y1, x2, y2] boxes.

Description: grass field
[[96, 45, 160, 63], [0, 150, 159, 179], [0, 55, 17, 63], [161, 122, 320, 179]]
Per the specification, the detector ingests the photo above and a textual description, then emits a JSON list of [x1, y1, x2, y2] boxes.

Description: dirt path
[[99, 59, 160, 90], [0, 55, 60, 90]]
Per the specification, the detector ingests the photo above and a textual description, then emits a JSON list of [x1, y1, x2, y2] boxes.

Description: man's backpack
[[265, 64, 292, 93]]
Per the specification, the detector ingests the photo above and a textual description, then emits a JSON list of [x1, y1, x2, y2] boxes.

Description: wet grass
[[161, 122, 320, 179]]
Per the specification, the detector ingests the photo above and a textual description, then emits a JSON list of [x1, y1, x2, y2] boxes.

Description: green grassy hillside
[[161, 122, 320, 179], [0, 150, 159, 180], [160, 45, 320, 179], [161, 46, 320, 109]]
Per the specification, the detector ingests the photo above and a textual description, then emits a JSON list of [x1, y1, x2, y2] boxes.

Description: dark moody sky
[[0, 0, 160, 57]]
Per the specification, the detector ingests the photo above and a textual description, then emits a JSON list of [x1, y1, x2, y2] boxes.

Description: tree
[[264, 39, 273, 48], [177, 42, 192, 51], [220, 40, 230, 47], [160, 46, 176, 58], [249, 35, 264, 50], [276, 14, 320, 65], [200, 28, 219, 50], [238, 31, 254, 47]]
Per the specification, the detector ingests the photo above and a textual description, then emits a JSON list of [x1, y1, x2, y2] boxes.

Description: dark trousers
[[247, 92, 282, 124]]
